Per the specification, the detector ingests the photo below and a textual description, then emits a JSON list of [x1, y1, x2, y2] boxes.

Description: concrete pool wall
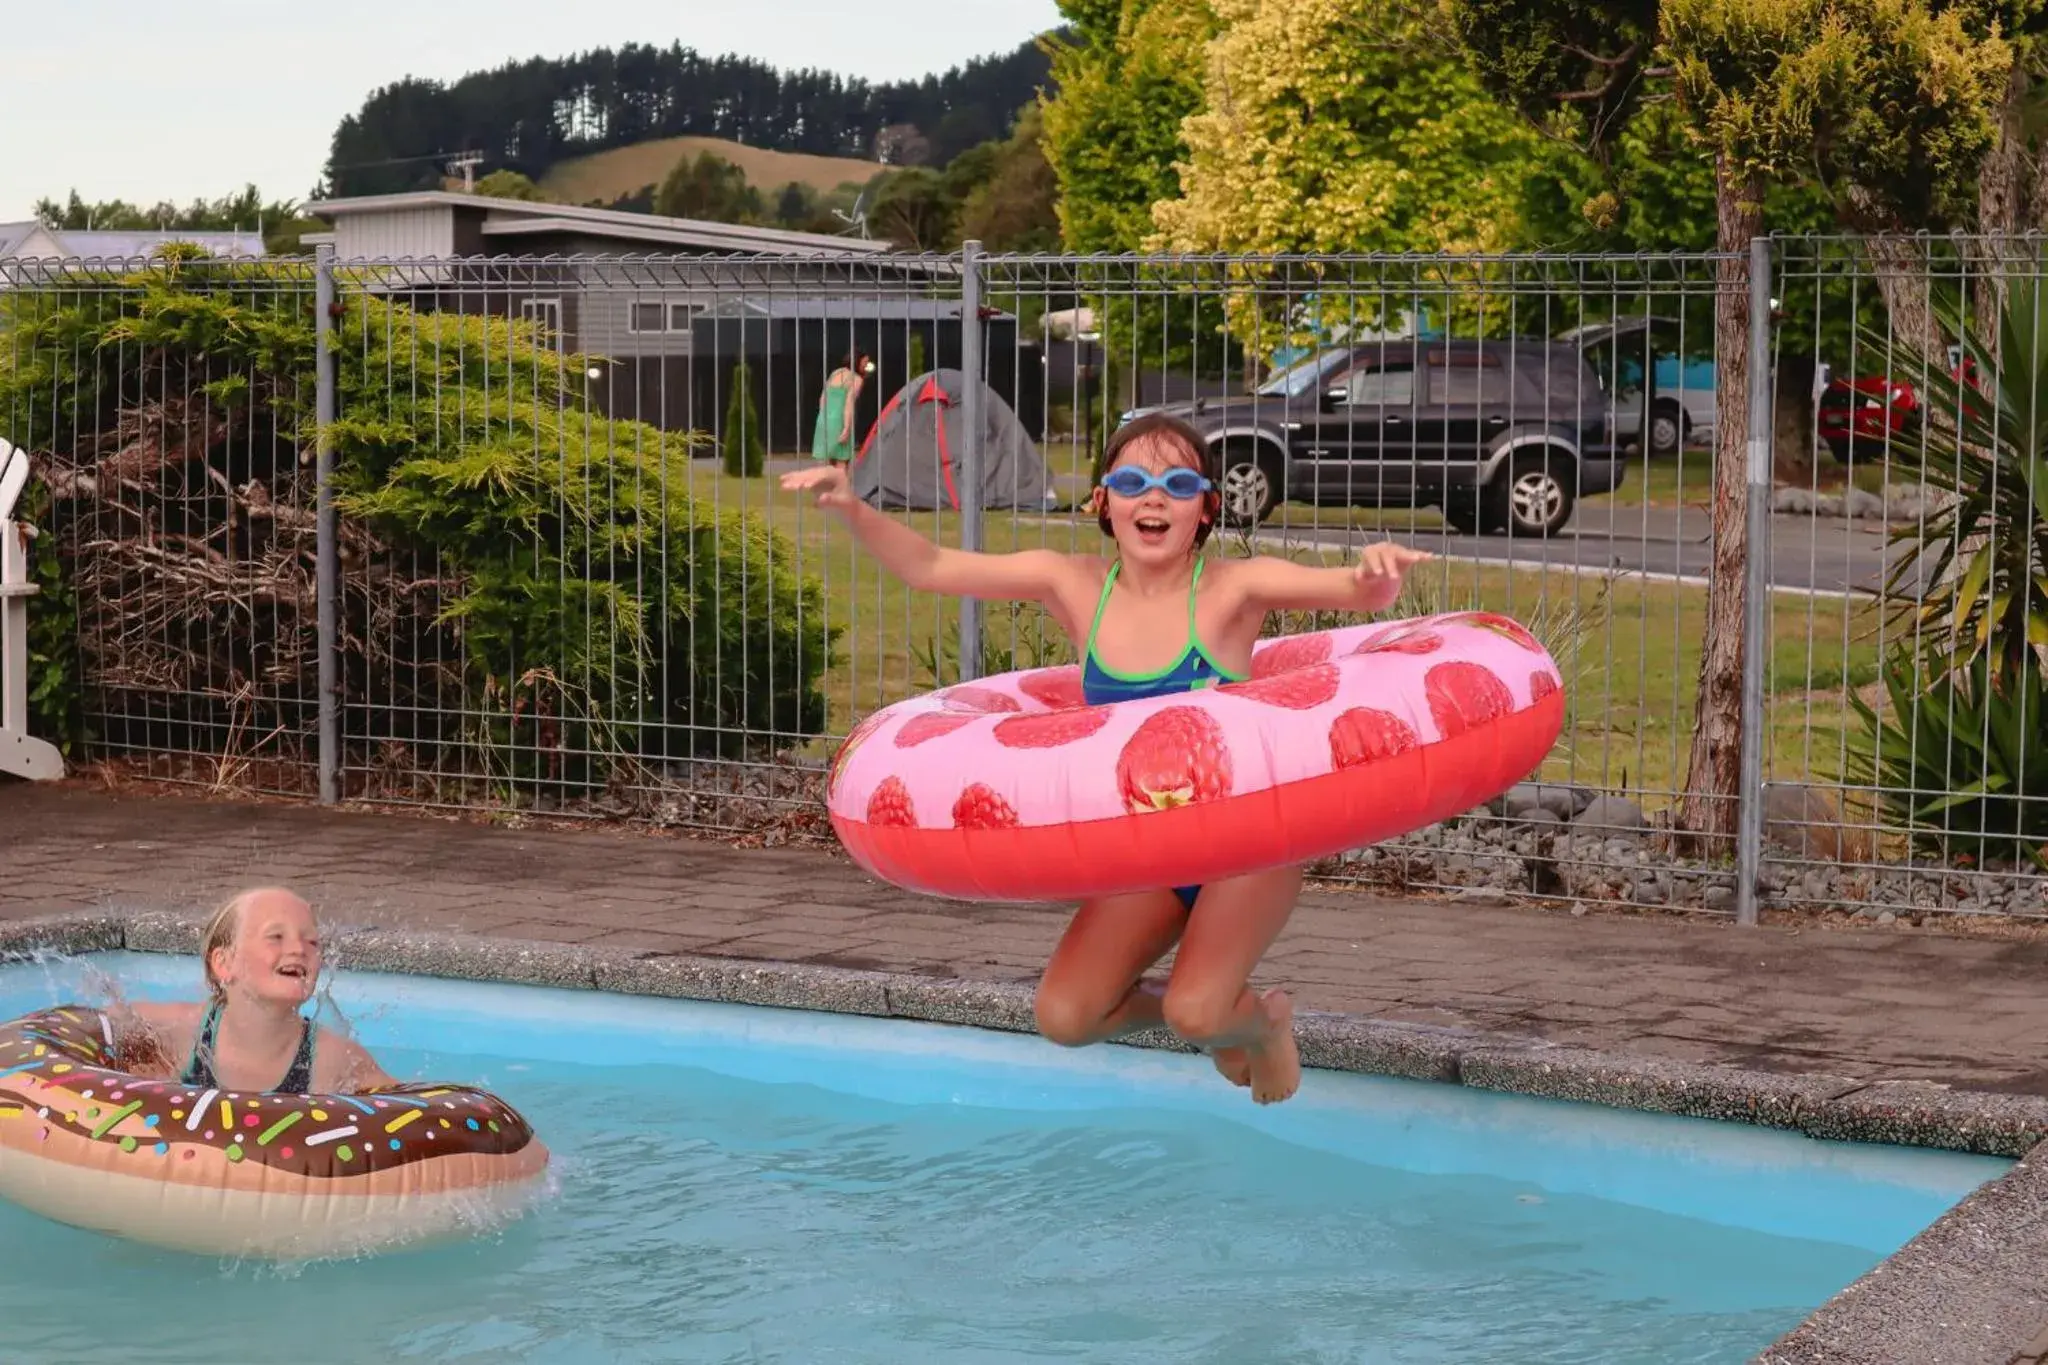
[[3, 908, 2044, 1364]]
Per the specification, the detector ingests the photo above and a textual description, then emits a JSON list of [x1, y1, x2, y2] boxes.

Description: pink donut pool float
[[826, 612, 1566, 901]]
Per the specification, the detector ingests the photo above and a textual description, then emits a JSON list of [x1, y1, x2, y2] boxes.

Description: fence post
[[1734, 235, 1774, 926], [314, 246, 339, 805], [958, 239, 985, 681]]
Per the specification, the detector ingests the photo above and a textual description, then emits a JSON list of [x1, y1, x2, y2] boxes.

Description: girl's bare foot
[[1245, 990, 1300, 1104], [1212, 1047, 1252, 1087]]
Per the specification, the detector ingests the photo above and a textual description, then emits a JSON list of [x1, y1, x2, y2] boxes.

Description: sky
[[0, 0, 1063, 221]]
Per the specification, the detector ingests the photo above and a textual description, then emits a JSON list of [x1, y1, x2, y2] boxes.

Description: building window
[[518, 298, 564, 351], [627, 299, 705, 334]]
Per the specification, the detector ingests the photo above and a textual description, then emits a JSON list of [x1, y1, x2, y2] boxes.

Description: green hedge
[[1, 255, 837, 785]]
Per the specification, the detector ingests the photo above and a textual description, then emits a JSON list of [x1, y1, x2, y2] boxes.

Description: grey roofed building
[[300, 190, 897, 261], [297, 191, 952, 440]]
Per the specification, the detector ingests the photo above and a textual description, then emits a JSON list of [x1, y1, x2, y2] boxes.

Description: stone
[[1576, 795, 1650, 835], [1703, 884, 1735, 911], [1877, 910, 1898, 926], [1772, 486, 1822, 516], [1843, 488, 1886, 520], [1763, 784, 1850, 862], [1498, 783, 1594, 824]]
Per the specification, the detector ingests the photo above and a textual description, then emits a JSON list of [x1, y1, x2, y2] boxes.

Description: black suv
[[1122, 339, 1629, 536]]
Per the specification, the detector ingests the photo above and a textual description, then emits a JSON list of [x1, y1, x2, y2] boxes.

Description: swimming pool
[[0, 951, 2007, 1364]]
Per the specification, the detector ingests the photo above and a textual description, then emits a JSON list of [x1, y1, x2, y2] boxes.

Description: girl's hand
[[781, 462, 859, 511], [1354, 541, 1432, 601]]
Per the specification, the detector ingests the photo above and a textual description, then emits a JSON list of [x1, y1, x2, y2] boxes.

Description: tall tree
[[33, 184, 324, 256], [957, 106, 1063, 251], [1449, 0, 2011, 849], [323, 37, 1058, 196], [34, 184, 296, 233], [1040, 0, 1216, 251], [867, 168, 957, 250], [654, 152, 763, 224]]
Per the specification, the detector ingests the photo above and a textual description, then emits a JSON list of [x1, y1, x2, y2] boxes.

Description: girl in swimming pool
[[781, 413, 1428, 1103], [115, 887, 395, 1095]]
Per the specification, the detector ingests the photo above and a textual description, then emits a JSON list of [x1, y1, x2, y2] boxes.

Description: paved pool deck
[[5, 782, 2046, 1096], [6, 780, 2048, 1363]]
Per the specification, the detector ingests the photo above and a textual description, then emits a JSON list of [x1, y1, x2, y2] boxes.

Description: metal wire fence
[[1, 238, 2041, 920]]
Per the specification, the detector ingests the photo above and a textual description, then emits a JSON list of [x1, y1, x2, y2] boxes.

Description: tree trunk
[[1980, 62, 2028, 236], [1676, 156, 1762, 854], [1857, 231, 1949, 363], [1771, 352, 1816, 486], [1977, 61, 2029, 341], [2032, 134, 2048, 232]]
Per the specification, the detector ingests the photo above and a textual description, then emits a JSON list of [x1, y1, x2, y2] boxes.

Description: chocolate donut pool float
[[0, 1006, 549, 1258]]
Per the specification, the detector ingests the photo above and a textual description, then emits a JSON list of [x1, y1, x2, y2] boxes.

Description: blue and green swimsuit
[[1079, 557, 1247, 910]]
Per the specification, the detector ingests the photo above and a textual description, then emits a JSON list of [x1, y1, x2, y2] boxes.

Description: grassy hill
[[540, 136, 886, 207]]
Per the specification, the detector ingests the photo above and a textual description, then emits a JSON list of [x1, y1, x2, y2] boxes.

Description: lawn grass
[[696, 462, 1884, 806]]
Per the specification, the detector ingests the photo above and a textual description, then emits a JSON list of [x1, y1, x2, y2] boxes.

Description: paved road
[[769, 455, 1918, 598], [1258, 503, 1919, 598]]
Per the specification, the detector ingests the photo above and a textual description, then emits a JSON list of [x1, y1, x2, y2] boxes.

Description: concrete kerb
[[4, 911, 2048, 1363], [1758, 1148, 2048, 1365]]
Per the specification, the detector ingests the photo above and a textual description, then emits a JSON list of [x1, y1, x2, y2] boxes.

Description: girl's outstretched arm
[[1233, 541, 1434, 616], [780, 463, 1079, 604]]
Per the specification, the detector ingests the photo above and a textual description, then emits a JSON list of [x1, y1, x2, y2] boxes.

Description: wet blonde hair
[[199, 892, 252, 1003], [200, 888, 308, 1003]]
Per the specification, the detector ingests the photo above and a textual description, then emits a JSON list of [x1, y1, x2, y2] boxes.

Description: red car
[[1816, 375, 1918, 461], [1815, 347, 1975, 461]]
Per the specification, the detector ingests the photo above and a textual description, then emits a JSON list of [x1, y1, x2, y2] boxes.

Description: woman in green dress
[[811, 351, 873, 465]]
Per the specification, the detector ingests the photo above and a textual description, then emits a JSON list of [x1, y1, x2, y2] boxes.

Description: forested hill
[[325, 36, 1056, 197]]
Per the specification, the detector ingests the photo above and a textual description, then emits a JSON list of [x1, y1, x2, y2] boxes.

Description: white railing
[[0, 436, 63, 781]]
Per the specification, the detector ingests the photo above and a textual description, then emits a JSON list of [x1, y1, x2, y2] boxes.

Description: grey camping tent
[[852, 369, 1054, 511]]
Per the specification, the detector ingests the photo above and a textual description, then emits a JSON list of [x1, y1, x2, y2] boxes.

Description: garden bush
[[0, 255, 836, 791], [721, 360, 765, 477]]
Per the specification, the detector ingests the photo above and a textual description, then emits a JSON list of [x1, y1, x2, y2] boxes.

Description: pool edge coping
[[4, 909, 2045, 1364]]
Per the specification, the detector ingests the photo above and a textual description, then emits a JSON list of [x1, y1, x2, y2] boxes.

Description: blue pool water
[[0, 952, 2006, 1364]]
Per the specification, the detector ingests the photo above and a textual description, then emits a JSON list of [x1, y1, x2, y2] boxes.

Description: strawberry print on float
[[826, 613, 1565, 901]]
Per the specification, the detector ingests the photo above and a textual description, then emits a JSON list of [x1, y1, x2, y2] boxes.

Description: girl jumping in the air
[[782, 413, 1429, 1103]]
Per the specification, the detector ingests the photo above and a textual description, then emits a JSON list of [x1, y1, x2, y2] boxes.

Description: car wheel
[[1216, 440, 1282, 527], [1649, 400, 1687, 457], [1483, 449, 1576, 537]]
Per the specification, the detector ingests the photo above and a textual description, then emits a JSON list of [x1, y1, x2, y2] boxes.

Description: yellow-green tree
[[1146, 0, 1548, 356], [1448, 0, 2012, 848], [1152, 0, 1540, 257], [1040, 0, 1217, 251]]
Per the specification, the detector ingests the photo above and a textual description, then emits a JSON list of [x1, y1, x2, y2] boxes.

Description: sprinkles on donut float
[[0, 1004, 548, 1258]]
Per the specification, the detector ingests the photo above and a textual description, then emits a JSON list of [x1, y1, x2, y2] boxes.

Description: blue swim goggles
[[1099, 466, 1213, 500]]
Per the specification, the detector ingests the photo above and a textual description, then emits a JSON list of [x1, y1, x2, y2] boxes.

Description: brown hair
[[1091, 413, 1221, 549]]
